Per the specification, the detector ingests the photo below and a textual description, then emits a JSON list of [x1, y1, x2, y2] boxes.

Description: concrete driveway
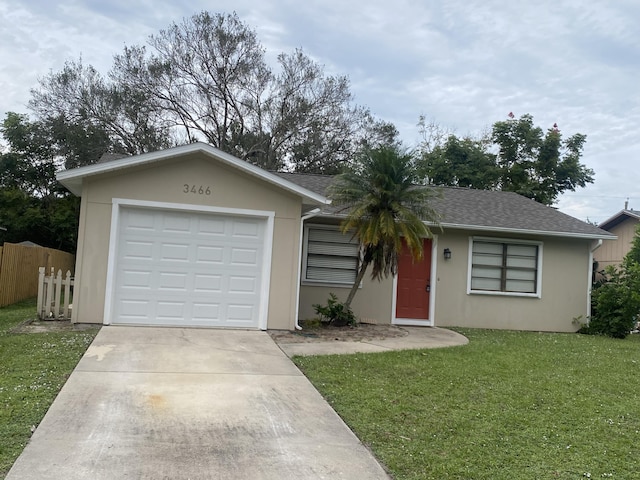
[[7, 327, 389, 479]]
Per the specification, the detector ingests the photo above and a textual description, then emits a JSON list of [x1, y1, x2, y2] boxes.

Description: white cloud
[[1, 0, 638, 222]]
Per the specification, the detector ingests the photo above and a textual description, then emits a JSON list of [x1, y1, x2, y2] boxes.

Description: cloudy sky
[[1, 0, 638, 224]]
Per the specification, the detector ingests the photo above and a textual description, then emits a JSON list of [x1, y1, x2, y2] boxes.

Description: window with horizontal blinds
[[304, 226, 359, 284], [470, 240, 540, 294]]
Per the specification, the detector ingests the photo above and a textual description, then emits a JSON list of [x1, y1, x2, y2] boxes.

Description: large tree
[[0, 113, 80, 251], [419, 135, 499, 190], [419, 113, 594, 206], [29, 11, 379, 173], [328, 146, 441, 308], [492, 113, 594, 205], [29, 58, 173, 165]]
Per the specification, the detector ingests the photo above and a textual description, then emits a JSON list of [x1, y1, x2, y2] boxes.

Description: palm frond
[[329, 145, 441, 287]]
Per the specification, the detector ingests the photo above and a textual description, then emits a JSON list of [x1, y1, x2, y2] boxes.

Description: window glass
[[470, 239, 539, 294], [305, 227, 359, 284]]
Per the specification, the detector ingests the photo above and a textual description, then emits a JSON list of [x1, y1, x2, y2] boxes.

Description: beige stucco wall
[[433, 230, 592, 332], [594, 219, 638, 270], [71, 153, 302, 330], [299, 228, 594, 332], [298, 276, 394, 325]]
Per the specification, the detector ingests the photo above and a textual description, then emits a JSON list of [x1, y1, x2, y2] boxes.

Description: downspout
[[587, 239, 603, 321], [294, 208, 322, 330]]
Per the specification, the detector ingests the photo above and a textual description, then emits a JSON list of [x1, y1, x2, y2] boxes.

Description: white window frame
[[302, 224, 359, 286], [467, 236, 543, 298]]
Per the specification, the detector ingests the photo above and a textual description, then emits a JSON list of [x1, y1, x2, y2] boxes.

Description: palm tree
[[328, 146, 441, 309]]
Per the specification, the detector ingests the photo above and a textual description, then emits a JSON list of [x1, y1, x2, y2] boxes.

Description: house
[[57, 143, 614, 333], [594, 207, 640, 270]]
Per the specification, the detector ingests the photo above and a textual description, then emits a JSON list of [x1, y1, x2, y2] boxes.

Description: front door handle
[[425, 282, 431, 293]]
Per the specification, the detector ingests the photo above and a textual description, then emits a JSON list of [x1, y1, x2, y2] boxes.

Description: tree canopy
[[0, 113, 79, 251], [2, 10, 399, 251], [28, 11, 393, 173], [418, 113, 595, 206]]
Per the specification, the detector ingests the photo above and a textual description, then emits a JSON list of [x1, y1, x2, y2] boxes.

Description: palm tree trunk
[[344, 260, 369, 309]]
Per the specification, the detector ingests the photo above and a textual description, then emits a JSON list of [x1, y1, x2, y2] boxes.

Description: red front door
[[395, 239, 432, 320]]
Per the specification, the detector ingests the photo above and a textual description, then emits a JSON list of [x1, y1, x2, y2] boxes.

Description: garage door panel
[[122, 240, 155, 260], [124, 210, 156, 231], [192, 302, 220, 319], [232, 220, 261, 237], [196, 245, 224, 264], [156, 301, 187, 321], [161, 212, 192, 232], [120, 269, 153, 289], [228, 276, 257, 294], [230, 248, 259, 266], [157, 272, 188, 291], [198, 218, 227, 235], [160, 243, 190, 262], [112, 207, 265, 328], [226, 304, 256, 322], [193, 274, 222, 293], [119, 299, 153, 319]]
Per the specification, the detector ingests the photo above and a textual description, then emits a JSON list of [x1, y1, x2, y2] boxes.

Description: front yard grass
[[295, 329, 640, 480], [0, 299, 98, 477]]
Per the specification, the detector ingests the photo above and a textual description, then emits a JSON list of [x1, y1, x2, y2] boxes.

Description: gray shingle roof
[[275, 172, 613, 239]]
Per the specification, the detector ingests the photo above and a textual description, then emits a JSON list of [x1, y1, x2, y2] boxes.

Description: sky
[[0, 0, 638, 224]]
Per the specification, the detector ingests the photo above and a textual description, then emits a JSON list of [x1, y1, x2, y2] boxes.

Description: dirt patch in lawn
[[268, 321, 409, 344], [11, 318, 97, 334], [11, 317, 405, 342]]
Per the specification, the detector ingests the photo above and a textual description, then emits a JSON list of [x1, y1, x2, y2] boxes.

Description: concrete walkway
[[277, 326, 469, 357], [7, 327, 390, 480]]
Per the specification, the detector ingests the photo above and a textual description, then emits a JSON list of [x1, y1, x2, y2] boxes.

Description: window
[[303, 225, 359, 284], [469, 238, 541, 296]]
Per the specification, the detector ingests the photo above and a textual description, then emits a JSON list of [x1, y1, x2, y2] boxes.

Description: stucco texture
[[71, 153, 302, 330], [300, 230, 593, 333]]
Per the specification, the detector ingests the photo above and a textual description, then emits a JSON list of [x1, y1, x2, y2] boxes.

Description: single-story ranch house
[[57, 143, 614, 333]]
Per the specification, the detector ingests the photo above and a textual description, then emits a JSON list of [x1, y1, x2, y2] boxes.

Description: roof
[[57, 145, 612, 240], [598, 209, 640, 231], [277, 172, 614, 240], [57, 143, 329, 206]]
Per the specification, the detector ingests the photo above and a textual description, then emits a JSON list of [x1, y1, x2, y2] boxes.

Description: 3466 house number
[[183, 184, 211, 195]]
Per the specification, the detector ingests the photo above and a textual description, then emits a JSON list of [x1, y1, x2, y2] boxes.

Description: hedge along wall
[[0, 243, 75, 307]]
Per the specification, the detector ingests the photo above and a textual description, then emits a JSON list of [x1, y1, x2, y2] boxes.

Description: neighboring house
[[57, 143, 614, 333], [594, 208, 640, 270]]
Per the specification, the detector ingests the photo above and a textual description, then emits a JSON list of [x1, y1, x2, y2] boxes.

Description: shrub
[[587, 267, 638, 338], [312, 293, 357, 327], [586, 242, 640, 339]]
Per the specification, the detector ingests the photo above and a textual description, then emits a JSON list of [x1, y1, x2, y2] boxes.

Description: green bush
[[587, 267, 638, 338], [312, 293, 357, 327], [586, 225, 640, 338]]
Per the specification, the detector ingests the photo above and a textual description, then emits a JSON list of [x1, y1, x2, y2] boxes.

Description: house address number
[[183, 184, 211, 195]]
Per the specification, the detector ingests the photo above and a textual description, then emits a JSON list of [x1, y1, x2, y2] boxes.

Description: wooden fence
[[0, 243, 75, 307], [37, 268, 74, 320]]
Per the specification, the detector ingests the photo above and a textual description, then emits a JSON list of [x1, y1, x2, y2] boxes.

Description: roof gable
[[598, 209, 640, 231], [57, 143, 329, 206]]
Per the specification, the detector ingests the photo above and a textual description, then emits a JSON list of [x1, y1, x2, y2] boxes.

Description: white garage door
[[111, 206, 266, 328]]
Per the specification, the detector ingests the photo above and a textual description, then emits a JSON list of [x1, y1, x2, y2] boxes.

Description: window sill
[[468, 289, 540, 299], [301, 280, 361, 289]]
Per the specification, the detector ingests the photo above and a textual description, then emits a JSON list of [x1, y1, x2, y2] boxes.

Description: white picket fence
[[37, 267, 74, 320]]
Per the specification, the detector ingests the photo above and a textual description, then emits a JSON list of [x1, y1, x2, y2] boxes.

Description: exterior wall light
[[443, 248, 452, 260]]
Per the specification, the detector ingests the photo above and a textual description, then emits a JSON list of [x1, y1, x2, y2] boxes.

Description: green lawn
[[294, 329, 640, 480], [0, 299, 98, 477]]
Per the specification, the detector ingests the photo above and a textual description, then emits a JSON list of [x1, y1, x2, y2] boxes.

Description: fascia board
[[56, 142, 329, 205], [310, 213, 616, 240]]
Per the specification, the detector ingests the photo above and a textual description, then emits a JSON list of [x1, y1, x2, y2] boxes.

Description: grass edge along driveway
[[0, 299, 99, 477], [295, 329, 640, 480]]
